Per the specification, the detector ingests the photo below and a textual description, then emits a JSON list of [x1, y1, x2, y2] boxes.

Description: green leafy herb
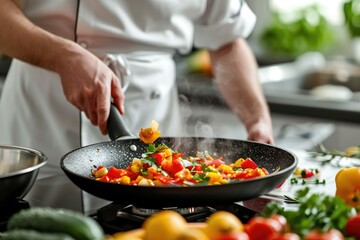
[[193, 173, 210, 183], [262, 187, 356, 238], [290, 177, 326, 185], [146, 144, 156, 154]]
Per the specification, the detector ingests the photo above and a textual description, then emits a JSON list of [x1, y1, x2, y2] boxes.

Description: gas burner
[[117, 205, 215, 223], [130, 205, 213, 217], [95, 201, 260, 234]]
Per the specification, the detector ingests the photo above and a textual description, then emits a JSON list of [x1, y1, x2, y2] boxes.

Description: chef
[[0, 0, 273, 214]]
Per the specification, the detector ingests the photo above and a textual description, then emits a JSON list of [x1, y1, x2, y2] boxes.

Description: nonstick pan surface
[[61, 137, 297, 208]]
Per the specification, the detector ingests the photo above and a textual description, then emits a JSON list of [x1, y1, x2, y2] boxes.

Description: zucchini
[[7, 207, 104, 240], [0, 229, 75, 240]]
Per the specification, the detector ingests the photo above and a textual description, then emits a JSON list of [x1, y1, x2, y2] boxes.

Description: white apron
[[0, 0, 256, 214]]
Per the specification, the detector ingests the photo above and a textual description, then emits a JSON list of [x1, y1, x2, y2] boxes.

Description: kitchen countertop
[[176, 73, 360, 125]]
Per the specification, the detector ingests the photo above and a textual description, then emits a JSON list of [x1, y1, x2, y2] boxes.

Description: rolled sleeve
[[194, 0, 256, 50]]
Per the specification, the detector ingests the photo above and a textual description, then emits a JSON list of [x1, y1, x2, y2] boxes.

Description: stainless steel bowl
[[0, 145, 47, 205]]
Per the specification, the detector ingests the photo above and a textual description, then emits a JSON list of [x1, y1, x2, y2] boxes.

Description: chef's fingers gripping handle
[[107, 103, 135, 141]]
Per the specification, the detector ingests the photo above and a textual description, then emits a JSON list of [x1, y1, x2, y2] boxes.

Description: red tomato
[[270, 214, 288, 232], [215, 232, 250, 240], [304, 229, 344, 240], [245, 217, 282, 240], [345, 214, 360, 239], [301, 169, 315, 178], [271, 233, 301, 240], [241, 158, 258, 169]]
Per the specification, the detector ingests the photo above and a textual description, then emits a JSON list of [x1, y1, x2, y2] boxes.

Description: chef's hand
[[55, 42, 125, 135], [246, 119, 274, 145]]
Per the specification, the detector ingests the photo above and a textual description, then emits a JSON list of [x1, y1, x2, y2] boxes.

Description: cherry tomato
[[215, 232, 250, 240], [345, 214, 360, 239], [304, 228, 344, 240], [271, 233, 301, 240], [245, 217, 282, 240], [270, 214, 288, 232], [301, 169, 315, 178]]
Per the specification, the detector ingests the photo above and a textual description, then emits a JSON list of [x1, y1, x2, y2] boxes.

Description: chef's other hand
[[246, 119, 274, 145], [55, 42, 125, 135]]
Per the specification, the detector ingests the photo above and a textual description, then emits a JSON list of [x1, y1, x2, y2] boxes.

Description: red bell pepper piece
[[162, 159, 184, 177], [172, 152, 184, 160], [241, 158, 258, 169], [107, 167, 138, 180], [150, 153, 165, 166], [99, 175, 110, 182]]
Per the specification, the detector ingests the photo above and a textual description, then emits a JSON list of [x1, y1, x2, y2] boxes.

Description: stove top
[[95, 197, 276, 234]]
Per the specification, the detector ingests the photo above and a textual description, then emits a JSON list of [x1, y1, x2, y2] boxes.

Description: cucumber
[[7, 207, 104, 240], [0, 229, 75, 240]]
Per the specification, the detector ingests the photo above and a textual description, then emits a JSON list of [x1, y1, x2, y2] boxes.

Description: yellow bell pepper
[[139, 120, 161, 144], [335, 167, 360, 209]]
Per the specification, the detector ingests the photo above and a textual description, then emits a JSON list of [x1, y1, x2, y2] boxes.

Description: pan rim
[[60, 137, 298, 189]]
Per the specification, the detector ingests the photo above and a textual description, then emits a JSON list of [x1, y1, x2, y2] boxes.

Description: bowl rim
[[0, 145, 47, 179]]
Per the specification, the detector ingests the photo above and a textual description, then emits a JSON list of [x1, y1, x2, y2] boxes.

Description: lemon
[[143, 210, 187, 240], [205, 211, 243, 239]]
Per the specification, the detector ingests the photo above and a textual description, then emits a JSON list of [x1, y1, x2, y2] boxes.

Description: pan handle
[[107, 103, 135, 140]]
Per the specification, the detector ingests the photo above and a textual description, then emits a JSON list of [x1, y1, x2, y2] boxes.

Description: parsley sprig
[[262, 187, 356, 238]]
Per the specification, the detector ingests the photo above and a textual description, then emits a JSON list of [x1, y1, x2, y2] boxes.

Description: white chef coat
[[0, 0, 256, 213]]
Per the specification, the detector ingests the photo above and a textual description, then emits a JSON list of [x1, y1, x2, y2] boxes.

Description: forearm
[[209, 38, 271, 131], [0, 0, 77, 73]]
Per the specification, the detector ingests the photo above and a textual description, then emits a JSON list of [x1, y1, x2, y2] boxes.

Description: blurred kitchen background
[[1, 0, 360, 152]]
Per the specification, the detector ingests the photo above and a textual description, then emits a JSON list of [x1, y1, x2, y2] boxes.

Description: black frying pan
[[60, 105, 298, 208]]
